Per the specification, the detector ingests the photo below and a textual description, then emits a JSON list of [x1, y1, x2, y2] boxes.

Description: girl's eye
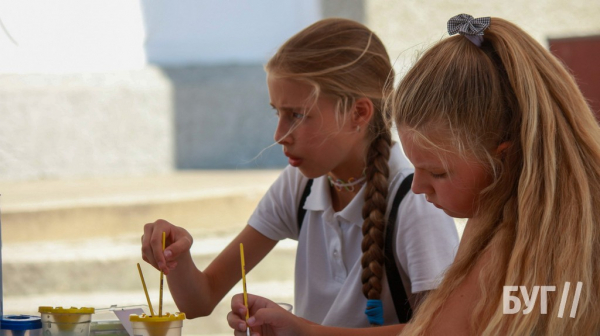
[[272, 106, 281, 116], [272, 108, 304, 120], [430, 172, 446, 179]]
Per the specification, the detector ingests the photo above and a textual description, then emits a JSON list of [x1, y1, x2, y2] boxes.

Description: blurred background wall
[[0, 0, 323, 181], [1, 0, 599, 182]]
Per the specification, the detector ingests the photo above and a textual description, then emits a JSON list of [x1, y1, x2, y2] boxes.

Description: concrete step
[[0, 170, 282, 242], [2, 230, 296, 294]]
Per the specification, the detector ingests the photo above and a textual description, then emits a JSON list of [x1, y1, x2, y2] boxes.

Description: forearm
[[307, 323, 405, 336], [167, 225, 277, 318], [166, 251, 213, 317]]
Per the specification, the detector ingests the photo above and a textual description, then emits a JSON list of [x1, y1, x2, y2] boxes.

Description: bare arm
[[421, 219, 492, 335], [228, 293, 405, 336], [305, 324, 405, 336], [142, 221, 277, 318]]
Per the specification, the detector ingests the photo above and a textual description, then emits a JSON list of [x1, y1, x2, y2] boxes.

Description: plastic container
[[38, 307, 95, 336], [0, 315, 42, 336], [129, 313, 185, 336], [89, 321, 127, 336], [91, 305, 148, 336]]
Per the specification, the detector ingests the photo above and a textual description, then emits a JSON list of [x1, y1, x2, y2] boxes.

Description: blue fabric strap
[[365, 299, 384, 325]]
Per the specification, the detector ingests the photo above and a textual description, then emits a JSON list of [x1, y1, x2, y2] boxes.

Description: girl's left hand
[[228, 293, 310, 336]]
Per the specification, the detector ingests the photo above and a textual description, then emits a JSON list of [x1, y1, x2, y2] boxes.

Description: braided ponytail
[[360, 108, 392, 324]]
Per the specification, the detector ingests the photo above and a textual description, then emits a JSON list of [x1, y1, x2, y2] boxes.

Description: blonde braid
[[360, 113, 392, 306]]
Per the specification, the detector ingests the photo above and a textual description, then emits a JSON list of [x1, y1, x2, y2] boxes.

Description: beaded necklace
[[327, 174, 367, 192]]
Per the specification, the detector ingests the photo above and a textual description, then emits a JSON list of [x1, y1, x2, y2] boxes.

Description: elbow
[[178, 305, 215, 319]]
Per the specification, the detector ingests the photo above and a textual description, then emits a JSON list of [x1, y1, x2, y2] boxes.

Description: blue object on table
[[1, 315, 42, 336]]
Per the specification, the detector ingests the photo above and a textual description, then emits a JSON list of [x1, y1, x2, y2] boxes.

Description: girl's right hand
[[141, 219, 193, 274], [228, 293, 309, 336]]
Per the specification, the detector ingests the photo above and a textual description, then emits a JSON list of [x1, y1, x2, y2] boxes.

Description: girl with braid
[[141, 18, 458, 331], [227, 14, 600, 336]]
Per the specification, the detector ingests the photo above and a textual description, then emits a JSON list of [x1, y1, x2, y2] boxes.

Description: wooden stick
[[159, 232, 166, 317], [137, 263, 156, 316], [240, 243, 250, 335]]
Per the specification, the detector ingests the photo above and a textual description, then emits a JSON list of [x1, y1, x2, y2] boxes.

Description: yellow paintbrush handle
[[240, 243, 249, 321], [137, 263, 155, 316], [159, 232, 166, 317]]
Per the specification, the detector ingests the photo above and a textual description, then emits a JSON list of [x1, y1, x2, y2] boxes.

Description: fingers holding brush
[[141, 219, 193, 274]]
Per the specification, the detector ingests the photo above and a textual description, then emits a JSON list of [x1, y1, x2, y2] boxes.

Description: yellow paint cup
[[38, 307, 94, 336], [129, 313, 185, 336]]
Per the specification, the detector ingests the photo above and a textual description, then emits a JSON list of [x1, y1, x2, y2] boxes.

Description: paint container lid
[[38, 307, 95, 314], [129, 313, 185, 322], [1, 315, 42, 330]]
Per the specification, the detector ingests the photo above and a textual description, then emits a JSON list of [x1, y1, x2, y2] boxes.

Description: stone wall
[[365, 0, 600, 78]]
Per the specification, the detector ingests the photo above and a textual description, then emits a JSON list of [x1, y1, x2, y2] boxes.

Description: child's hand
[[228, 293, 308, 336], [141, 219, 193, 274]]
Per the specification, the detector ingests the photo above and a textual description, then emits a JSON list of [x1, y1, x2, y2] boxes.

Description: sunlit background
[[1, 1, 599, 335]]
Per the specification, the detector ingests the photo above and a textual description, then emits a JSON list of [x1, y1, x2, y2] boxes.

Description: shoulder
[[249, 166, 311, 240], [426, 248, 492, 334], [269, 165, 310, 196], [257, 165, 317, 216]]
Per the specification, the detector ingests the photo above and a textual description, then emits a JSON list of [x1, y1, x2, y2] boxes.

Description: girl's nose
[[411, 170, 431, 195], [274, 119, 293, 145]]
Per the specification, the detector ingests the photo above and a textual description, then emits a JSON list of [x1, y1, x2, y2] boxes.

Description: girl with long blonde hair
[[227, 14, 600, 335]]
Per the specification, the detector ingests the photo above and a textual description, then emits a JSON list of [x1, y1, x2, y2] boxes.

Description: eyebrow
[[414, 163, 445, 171], [270, 103, 303, 110]]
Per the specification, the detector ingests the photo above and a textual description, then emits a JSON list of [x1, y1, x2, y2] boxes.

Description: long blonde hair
[[267, 18, 397, 323], [393, 17, 600, 335]]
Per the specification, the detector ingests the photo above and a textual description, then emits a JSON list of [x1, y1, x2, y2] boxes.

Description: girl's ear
[[352, 97, 375, 128], [495, 141, 511, 158]]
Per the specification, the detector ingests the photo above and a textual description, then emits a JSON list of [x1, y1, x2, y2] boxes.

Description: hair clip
[[447, 13, 491, 47]]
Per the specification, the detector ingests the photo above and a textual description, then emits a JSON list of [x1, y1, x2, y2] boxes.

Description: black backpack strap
[[297, 179, 314, 233], [385, 173, 414, 323]]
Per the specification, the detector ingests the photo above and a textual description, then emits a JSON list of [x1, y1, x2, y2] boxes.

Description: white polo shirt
[[248, 143, 459, 327]]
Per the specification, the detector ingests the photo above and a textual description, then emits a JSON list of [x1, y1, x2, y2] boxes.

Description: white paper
[[114, 308, 145, 336]]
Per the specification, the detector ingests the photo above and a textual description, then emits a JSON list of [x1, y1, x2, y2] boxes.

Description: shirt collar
[[303, 142, 411, 227]]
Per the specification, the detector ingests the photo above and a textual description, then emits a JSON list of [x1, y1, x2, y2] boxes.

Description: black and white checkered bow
[[447, 14, 491, 46], [447, 14, 491, 36]]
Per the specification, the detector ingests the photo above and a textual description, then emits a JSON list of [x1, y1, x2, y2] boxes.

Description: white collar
[[303, 142, 411, 227]]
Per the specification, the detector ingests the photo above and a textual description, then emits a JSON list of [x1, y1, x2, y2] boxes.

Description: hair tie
[[365, 299, 384, 326], [447, 13, 491, 47]]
